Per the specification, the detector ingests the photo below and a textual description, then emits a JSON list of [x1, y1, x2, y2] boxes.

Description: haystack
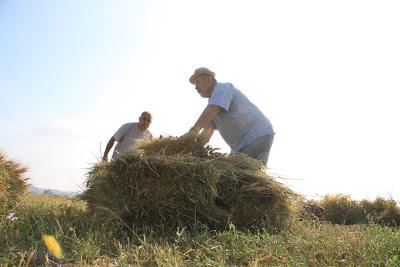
[[301, 195, 400, 226], [213, 154, 296, 230], [0, 152, 28, 218], [82, 153, 229, 229], [82, 134, 297, 232]]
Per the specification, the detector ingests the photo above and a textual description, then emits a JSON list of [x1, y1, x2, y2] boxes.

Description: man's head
[[189, 67, 216, 98], [138, 111, 152, 131]]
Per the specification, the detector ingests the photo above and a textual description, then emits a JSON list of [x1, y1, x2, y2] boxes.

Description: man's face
[[138, 113, 152, 131], [194, 75, 214, 98]]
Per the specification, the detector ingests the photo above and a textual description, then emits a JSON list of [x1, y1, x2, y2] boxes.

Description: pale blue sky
[[1, 0, 400, 200], [1, 1, 144, 120]]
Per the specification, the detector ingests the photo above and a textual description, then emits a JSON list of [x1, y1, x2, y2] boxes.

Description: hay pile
[[301, 195, 400, 226], [83, 154, 229, 228], [81, 134, 297, 232], [0, 152, 28, 218], [212, 154, 296, 230]]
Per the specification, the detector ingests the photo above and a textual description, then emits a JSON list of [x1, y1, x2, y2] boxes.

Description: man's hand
[[102, 155, 108, 162], [180, 129, 198, 140]]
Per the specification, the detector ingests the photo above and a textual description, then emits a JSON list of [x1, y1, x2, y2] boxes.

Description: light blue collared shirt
[[208, 83, 274, 153]]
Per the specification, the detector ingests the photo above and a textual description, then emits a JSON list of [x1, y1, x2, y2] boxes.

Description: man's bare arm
[[190, 105, 220, 133], [102, 137, 116, 162]]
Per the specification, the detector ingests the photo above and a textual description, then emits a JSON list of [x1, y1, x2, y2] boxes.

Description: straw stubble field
[[1, 193, 400, 266]]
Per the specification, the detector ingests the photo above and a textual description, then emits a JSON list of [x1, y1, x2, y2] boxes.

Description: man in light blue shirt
[[187, 67, 275, 166]]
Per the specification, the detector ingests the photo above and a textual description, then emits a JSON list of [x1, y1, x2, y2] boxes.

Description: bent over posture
[[187, 67, 275, 166], [102, 111, 153, 161]]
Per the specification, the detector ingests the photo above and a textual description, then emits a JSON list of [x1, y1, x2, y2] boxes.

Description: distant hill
[[28, 185, 78, 197]]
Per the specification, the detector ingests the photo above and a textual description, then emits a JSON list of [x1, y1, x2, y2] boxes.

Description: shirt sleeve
[[208, 84, 234, 112], [113, 123, 130, 142]]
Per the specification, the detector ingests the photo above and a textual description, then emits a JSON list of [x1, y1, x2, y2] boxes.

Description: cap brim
[[189, 74, 197, 84]]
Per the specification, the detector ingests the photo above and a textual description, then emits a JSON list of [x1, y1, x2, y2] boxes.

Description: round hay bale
[[0, 152, 28, 218]]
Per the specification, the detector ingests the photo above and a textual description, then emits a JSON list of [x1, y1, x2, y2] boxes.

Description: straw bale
[[299, 195, 400, 226], [318, 194, 364, 225], [297, 199, 324, 221], [136, 132, 217, 158], [82, 135, 297, 232], [0, 152, 27, 218], [360, 198, 400, 226], [81, 153, 229, 229], [213, 153, 297, 231]]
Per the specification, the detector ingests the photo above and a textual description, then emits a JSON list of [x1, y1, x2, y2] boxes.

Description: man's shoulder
[[117, 122, 139, 133], [212, 82, 234, 94], [121, 122, 138, 128], [215, 82, 235, 90], [214, 83, 241, 96]]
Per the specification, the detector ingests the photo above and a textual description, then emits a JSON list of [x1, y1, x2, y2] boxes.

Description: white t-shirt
[[112, 122, 152, 159]]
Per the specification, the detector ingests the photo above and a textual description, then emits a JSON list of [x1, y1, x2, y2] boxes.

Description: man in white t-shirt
[[102, 111, 153, 161]]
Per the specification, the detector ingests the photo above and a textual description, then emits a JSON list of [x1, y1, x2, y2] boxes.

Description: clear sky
[[1, 0, 399, 200]]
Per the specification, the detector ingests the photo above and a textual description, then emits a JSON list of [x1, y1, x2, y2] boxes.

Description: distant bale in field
[[297, 199, 324, 221], [0, 152, 28, 218], [81, 135, 297, 233], [360, 197, 400, 226], [318, 195, 365, 225], [303, 195, 400, 227]]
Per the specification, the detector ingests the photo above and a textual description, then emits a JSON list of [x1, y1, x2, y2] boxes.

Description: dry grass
[[136, 132, 214, 157], [2, 194, 400, 266], [213, 153, 297, 231], [81, 135, 298, 233], [0, 152, 28, 218], [82, 153, 229, 230], [301, 194, 400, 226]]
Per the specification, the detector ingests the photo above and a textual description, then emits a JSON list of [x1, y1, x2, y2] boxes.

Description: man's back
[[208, 83, 274, 153]]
